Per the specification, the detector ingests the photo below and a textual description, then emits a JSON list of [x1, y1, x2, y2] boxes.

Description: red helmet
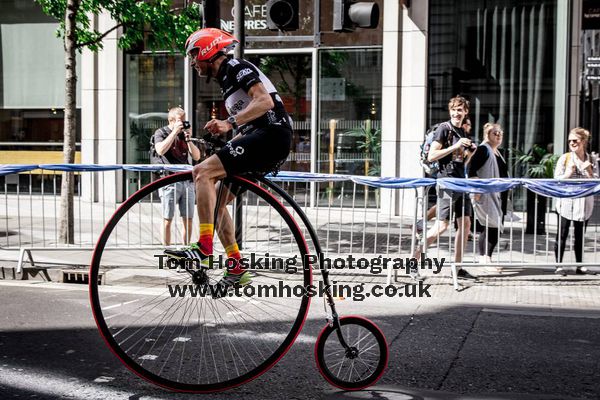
[[185, 28, 239, 63]]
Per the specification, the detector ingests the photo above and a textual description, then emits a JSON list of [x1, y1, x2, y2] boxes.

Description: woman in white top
[[553, 127, 598, 276]]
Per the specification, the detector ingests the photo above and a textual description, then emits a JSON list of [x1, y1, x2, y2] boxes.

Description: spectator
[[468, 123, 509, 272], [417, 118, 473, 235], [413, 96, 477, 280], [553, 127, 598, 276], [153, 107, 202, 246]]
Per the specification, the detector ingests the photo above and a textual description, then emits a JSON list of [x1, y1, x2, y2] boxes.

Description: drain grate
[[62, 269, 103, 285]]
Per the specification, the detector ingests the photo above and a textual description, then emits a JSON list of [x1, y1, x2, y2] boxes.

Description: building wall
[[2, 1, 588, 206], [81, 13, 123, 202]]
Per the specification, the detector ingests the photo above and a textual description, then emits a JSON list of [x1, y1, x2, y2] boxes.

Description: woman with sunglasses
[[553, 127, 598, 276], [468, 123, 509, 272]]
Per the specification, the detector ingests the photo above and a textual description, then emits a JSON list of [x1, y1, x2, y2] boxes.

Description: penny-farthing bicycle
[[89, 139, 388, 393]]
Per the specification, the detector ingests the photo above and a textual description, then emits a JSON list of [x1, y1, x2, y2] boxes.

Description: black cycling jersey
[[215, 57, 292, 134]]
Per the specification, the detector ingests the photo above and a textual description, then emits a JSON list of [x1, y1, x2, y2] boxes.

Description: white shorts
[[158, 181, 195, 220]]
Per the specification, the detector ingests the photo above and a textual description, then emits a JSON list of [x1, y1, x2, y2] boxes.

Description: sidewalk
[[2, 247, 599, 311]]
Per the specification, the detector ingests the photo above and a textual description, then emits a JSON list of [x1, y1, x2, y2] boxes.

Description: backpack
[[420, 122, 451, 178], [149, 128, 170, 166]]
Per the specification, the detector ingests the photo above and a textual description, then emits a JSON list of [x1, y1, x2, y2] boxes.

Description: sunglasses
[[492, 131, 503, 136], [568, 139, 581, 144]]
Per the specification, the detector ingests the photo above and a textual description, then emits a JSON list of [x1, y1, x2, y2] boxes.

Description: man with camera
[[413, 95, 478, 280], [153, 107, 202, 246]]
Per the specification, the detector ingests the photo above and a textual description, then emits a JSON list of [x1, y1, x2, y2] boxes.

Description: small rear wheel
[[315, 316, 388, 390]]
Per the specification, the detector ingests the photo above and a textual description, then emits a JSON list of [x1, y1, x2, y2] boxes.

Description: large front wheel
[[89, 172, 312, 392]]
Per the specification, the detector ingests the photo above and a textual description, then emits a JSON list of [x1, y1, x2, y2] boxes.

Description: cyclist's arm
[[233, 83, 274, 126], [204, 83, 274, 135]]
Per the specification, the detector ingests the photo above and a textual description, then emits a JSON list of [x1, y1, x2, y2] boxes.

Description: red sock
[[225, 243, 244, 274], [198, 223, 213, 255]]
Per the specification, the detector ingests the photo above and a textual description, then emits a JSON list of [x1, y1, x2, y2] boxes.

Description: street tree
[[34, 0, 200, 243]]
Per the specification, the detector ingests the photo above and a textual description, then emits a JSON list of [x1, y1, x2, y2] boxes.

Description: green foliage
[[346, 124, 381, 155], [346, 123, 381, 176], [259, 55, 311, 119], [512, 144, 559, 178], [35, 0, 201, 53]]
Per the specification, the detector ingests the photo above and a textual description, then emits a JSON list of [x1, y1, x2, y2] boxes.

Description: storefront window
[[124, 53, 184, 193], [317, 48, 382, 206], [428, 0, 559, 175], [125, 53, 184, 165], [0, 0, 81, 191]]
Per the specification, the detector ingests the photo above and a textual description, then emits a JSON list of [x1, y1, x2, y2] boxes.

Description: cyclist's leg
[[214, 181, 247, 277], [164, 156, 225, 260], [193, 155, 227, 253], [194, 156, 251, 288], [214, 181, 237, 251]]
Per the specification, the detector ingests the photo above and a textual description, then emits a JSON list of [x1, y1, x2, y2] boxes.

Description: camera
[[182, 121, 191, 130], [462, 141, 477, 151]]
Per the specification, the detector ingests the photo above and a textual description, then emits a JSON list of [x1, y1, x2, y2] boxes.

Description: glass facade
[[428, 0, 559, 176], [124, 53, 184, 193], [580, 30, 600, 148], [0, 0, 81, 161], [125, 54, 185, 165], [317, 48, 382, 206], [0, 0, 82, 193]]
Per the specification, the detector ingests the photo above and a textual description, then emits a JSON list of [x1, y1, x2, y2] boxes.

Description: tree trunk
[[59, 0, 80, 244]]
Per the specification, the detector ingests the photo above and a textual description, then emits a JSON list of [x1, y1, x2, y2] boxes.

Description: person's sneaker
[[576, 267, 597, 275], [554, 267, 567, 276], [164, 242, 210, 269], [456, 268, 477, 280], [211, 271, 253, 298], [409, 265, 425, 281]]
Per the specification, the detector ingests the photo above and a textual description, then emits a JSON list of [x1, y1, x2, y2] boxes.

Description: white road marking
[[93, 376, 115, 383], [103, 299, 140, 310], [0, 363, 164, 399]]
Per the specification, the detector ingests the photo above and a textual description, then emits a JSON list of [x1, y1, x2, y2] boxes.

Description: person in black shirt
[[468, 123, 509, 272], [164, 29, 293, 291], [153, 107, 202, 246], [413, 96, 477, 280]]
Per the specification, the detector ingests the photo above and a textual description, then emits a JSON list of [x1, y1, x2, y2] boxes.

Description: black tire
[[315, 316, 388, 390], [90, 172, 312, 392]]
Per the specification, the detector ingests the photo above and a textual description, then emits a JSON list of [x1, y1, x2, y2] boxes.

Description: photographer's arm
[[428, 138, 472, 162], [429, 141, 455, 162], [155, 122, 182, 156], [187, 140, 201, 161]]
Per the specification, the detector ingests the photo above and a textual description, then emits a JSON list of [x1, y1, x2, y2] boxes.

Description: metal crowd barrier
[[1, 164, 600, 289], [420, 178, 600, 289]]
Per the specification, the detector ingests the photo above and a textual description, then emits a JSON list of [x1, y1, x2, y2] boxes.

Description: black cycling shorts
[[217, 124, 292, 177]]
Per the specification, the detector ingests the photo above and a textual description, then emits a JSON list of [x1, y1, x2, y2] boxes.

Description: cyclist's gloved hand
[[202, 133, 227, 155]]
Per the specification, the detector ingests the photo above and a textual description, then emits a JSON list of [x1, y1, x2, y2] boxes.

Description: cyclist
[[164, 28, 292, 291]]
